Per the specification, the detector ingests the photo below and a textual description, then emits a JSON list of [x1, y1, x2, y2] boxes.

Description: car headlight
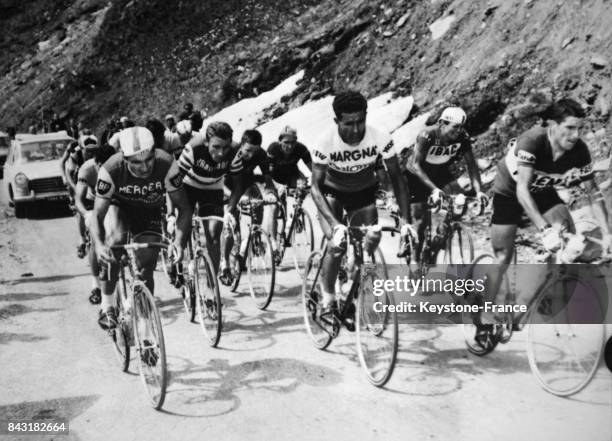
[[15, 173, 29, 188]]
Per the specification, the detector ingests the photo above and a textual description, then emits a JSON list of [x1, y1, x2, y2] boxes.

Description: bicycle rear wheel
[[356, 260, 397, 387], [247, 226, 276, 310], [111, 266, 131, 372], [292, 209, 314, 276], [462, 253, 505, 356], [132, 282, 167, 410], [301, 251, 332, 349], [195, 250, 222, 347], [526, 276, 605, 396]]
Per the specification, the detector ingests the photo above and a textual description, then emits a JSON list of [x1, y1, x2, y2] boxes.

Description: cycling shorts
[[120, 205, 163, 235], [273, 171, 306, 188], [321, 184, 377, 212], [491, 190, 565, 225], [404, 169, 454, 203], [184, 184, 224, 217]]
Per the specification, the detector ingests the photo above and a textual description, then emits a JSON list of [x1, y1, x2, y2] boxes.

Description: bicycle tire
[[230, 253, 242, 292], [356, 258, 397, 387], [195, 250, 222, 347], [247, 226, 276, 310], [132, 282, 168, 410], [462, 253, 502, 356], [301, 250, 333, 350], [111, 266, 131, 372], [292, 209, 314, 276], [439, 224, 474, 264], [526, 275, 605, 396]]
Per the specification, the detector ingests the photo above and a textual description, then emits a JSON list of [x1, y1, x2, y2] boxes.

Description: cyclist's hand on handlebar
[[331, 224, 348, 249], [397, 223, 417, 258], [476, 191, 489, 210], [96, 243, 115, 265], [540, 225, 562, 252], [428, 188, 445, 207], [224, 211, 237, 230]]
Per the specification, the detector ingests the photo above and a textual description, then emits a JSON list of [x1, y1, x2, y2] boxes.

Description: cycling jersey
[[238, 147, 270, 176], [267, 141, 311, 185], [177, 140, 242, 190], [77, 158, 99, 202], [95, 149, 182, 208], [493, 126, 594, 198], [312, 125, 395, 191]]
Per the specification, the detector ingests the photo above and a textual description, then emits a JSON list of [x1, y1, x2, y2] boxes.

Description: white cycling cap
[[439, 107, 467, 125], [119, 127, 154, 157], [176, 120, 192, 135]]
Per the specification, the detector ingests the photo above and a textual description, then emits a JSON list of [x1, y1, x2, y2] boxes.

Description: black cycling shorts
[[83, 199, 94, 211], [273, 171, 306, 188], [184, 184, 224, 217], [121, 206, 163, 235], [404, 170, 454, 203], [491, 190, 565, 225], [321, 184, 377, 212]]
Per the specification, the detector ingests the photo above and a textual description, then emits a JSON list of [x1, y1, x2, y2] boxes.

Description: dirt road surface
[[0, 187, 610, 441]]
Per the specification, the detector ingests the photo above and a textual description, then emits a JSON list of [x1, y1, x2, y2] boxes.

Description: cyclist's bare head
[[544, 99, 586, 151], [333, 91, 367, 145], [206, 121, 234, 163], [240, 129, 262, 161], [279, 126, 298, 154]]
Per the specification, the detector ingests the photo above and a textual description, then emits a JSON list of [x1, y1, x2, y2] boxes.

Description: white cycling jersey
[[312, 125, 395, 191]]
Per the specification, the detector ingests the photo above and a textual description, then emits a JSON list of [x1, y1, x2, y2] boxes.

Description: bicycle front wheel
[[356, 261, 398, 387], [112, 266, 131, 372], [526, 276, 605, 396], [132, 283, 168, 410], [301, 250, 332, 350], [438, 224, 474, 264], [247, 226, 276, 310], [292, 209, 314, 276], [195, 250, 222, 347]]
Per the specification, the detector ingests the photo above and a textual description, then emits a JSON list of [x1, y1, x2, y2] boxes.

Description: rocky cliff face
[[1, 0, 611, 165]]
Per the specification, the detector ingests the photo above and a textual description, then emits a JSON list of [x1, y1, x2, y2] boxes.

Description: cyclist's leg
[[318, 193, 344, 308], [206, 217, 224, 273], [76, 210, 87, 256], [266, 181, 285, 250], [99, 205, 128, 320]]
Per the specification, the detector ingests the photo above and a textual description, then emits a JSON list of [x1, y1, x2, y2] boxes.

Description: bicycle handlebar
[[110, 242, 169, 251]]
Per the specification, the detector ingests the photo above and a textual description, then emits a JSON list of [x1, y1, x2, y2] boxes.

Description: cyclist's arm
[[227, 173, 246, 214], [66, 165, 78, 190], [583, 179, 610, 234], [383, 156, 411, 223], [463, 143, 483, 194], [410, 137, 439, 192], [74, 182, 90, 218], [515, 165, 549, 230], [90, 196, 111, 251], [300, 145, 313, 171], [60, 149, 70, 179], [310, 163, 340, 229]]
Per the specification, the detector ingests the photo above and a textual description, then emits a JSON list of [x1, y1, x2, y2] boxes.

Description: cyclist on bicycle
[[311, 91, 413, 315], [176, 121, 246, 285], [62, 133, 98, 259], [401, 107, 488, 254], [266, 126, 313, 257], [91, 127, 192, 329], [482, 98, 612, 341], [75, 143, 116, 305]]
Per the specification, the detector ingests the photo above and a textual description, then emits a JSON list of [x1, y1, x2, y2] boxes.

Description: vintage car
[[4, 131, 74, 218]]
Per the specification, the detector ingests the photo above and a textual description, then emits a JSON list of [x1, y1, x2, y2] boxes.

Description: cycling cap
[[119, 127, 154, 157], [80, 134, 99, 150], [279, 125, 297, 140], [165, 114, 175, 121], [439, 107, 467, 125], [119, 116, 128, 123], [176, 120, 192, 135]]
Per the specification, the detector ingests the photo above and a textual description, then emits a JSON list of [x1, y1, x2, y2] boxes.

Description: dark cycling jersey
[[493, 126, 594, 198], [312, 125, 395, 192], [239, 147, 270, 176], [177, 139, 242, 190], [267, 141, 311, 185], [404, 126, 470, 178], [95, 149, 182, 208]]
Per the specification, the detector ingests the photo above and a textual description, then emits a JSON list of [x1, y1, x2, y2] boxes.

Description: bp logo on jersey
[[170, 173, 183, 188], [96, 180, 112, 196]]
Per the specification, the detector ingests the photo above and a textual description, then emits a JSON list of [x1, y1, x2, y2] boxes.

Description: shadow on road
[[0, 273, 89, 286], [0, 291, 69, 302], [162, 356, 342, 417], [0, 304, 61, 320], [0, 332, 48, 345]]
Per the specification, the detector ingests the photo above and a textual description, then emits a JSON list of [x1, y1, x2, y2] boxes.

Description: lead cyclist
[[310, 90, 415, 316]]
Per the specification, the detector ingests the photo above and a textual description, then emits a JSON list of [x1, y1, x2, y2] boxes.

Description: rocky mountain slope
[[1, 0, 611, 169]]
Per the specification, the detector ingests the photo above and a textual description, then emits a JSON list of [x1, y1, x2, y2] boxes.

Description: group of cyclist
[[61, 90, 610, 348]]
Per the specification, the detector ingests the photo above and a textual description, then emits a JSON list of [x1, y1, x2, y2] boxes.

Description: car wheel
[[14, 202, 27, 218]]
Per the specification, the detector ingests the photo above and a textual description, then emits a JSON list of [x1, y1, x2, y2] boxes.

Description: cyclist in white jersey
[[311, 91, 413, 314]]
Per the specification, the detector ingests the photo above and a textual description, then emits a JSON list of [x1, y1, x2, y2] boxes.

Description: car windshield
[[20, 140, 69, 162]]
